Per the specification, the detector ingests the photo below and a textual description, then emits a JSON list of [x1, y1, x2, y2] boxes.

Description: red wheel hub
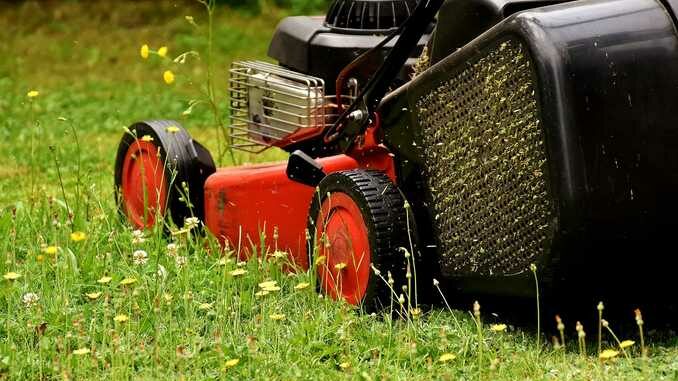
[[120, 140, 167, 228], [315, 192, 371, 305]]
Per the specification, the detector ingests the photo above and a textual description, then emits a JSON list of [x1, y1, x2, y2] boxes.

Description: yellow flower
[[269, 313, 285, 321], [140, 135, 154, 142], [85, 292, 102, 300], [97, 276, 113, 284], [163, 70, 175, 85], [339, 362, 350, 370], [27, 90, 39, 98], [619, 340, 635, 349], [3, 272, 21, 281], [43, 246, 58, 255], [315, 256, 326, 265], [166, 125, 180, 133], [334, 262, 347, 270], [255, 290, 269, 297], [258, 280, 280, 292], [157, 46, 168, 57], [438, 353, 456, 363], [599, 349, 620, 360], [271, 251, 287, 259], [294, 282, 310, 290], [70, 231, 87, 242], [229, 269, 247, 277], [140, 44, 149, 59], [225, 358, 240, 368], [114, 314, 129, 323], [36, 254, 45, 262], [198, 303, 213, 310], [258, 280, 277, 289], [171, 227, 191, 236], [119, 277, 137, 286], [72, 348, 90, 356], [490, 324, 507, 332]]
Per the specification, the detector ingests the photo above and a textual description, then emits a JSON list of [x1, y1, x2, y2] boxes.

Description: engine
[[228, 0, 433, 152]]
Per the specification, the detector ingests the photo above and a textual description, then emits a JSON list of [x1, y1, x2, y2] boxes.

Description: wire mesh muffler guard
[[417, 40, 555, 276], [229, 61, 327, 152]]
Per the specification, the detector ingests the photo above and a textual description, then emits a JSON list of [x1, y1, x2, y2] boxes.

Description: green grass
[[0, 1, 676, 379]]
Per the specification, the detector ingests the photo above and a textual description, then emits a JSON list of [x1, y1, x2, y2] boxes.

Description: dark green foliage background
[[217, 0, 331, 14]]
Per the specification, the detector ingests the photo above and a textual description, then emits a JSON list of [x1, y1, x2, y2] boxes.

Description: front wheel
[[307, 170, 410, 312], [114, 120, 215, 229]]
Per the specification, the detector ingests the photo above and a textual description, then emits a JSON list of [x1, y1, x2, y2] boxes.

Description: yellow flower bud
[[140, 44, 149, 59], [163, 70, 175, 85]]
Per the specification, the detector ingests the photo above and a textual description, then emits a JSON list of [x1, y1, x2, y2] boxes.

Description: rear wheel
[[114, 120, 215, 229], [308, 170, 410, 311]]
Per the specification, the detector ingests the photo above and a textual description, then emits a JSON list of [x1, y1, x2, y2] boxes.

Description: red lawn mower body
[[202, 131, 396, 269]]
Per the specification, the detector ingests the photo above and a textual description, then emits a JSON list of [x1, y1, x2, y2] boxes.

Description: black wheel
[[114, 120, 215, 229], [307, 170, 411, 312]]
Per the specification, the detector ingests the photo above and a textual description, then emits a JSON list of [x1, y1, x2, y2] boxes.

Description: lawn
[[0, 1, 676, 379]]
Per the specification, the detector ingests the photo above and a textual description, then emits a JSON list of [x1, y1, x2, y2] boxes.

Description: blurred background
[[0, 1, 330, 206]]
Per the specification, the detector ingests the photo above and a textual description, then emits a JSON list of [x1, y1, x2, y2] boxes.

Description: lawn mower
[[116, 0, 678, 320]]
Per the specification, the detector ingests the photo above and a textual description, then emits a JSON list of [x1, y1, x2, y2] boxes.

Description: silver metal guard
[[229, 61, 346, 153]]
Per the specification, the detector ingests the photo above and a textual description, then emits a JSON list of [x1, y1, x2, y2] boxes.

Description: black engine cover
[[267, 16, 430, 94]]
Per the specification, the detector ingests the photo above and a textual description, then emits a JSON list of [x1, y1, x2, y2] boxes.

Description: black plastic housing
[[380, 0, 678, 319], [268, 16, 430, 94], [429, 0, 573, 66]]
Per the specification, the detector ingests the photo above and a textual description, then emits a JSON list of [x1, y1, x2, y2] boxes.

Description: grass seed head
[[634, 308, 644, 326], [473, 301, 481, 318]]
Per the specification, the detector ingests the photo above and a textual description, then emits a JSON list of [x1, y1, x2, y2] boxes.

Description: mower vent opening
[[229, 61, 340, 152], [416, 39, 556, 276], [325, 0, 418, 33]]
